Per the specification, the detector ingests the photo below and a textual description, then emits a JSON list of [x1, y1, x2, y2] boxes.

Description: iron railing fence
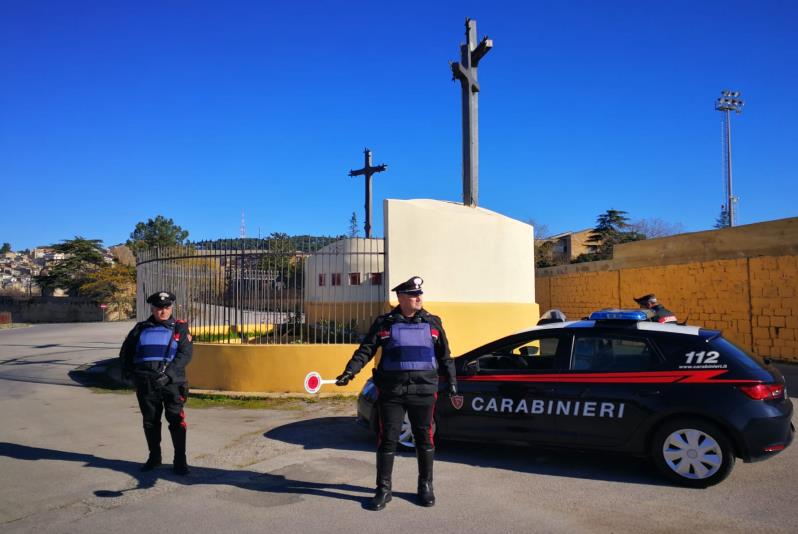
[[136, 236, 386, 344]]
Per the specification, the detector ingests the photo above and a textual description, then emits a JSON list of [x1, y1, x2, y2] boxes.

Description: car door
[[439, 332, 569, 445], [554, 332, 664, 448]]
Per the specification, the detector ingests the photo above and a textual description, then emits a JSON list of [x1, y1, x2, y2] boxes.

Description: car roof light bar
[[588, 309, 649, 321]]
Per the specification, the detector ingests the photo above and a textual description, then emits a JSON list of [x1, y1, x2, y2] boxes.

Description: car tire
[[651, 417, 736, 488]]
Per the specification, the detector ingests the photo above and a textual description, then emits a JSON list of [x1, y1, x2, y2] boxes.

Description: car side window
[[476, 336, 561, 372], [572, 336, 660, 372]]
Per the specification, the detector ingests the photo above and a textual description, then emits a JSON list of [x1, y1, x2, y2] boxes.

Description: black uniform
[[343, 307, 456, 452], [339, 304, 456, 509], [120, 315, 192, 472], [648, 304, 677, 323]]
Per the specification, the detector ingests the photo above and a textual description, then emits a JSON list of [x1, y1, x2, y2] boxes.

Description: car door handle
[[636, 389, 661, 397], [531, 387, 555, 395]]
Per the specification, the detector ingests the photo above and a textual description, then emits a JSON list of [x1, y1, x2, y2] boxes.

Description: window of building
[[318, 274, 326, 286], [349, 272, 361, 285], [370, 272, 383, 285], [331, 273, 342, 286]]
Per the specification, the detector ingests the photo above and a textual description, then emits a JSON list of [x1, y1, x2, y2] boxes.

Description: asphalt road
[[1, 322, 797, 534]]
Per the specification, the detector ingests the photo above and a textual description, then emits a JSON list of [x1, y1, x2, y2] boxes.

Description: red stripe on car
[[457, 369, 760, 384]]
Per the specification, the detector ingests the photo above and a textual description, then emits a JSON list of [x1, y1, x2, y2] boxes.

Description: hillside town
[[0, 246, 117, 296]]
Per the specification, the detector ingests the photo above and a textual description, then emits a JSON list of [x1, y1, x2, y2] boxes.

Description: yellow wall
[[188, 343, 372, 394], [536, 254, 798, 362], [188, 300, 541, 393]]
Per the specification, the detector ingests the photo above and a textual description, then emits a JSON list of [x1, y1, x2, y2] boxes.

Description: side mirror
[[464, 359, 480, 375], [520, 346, 539, 356]]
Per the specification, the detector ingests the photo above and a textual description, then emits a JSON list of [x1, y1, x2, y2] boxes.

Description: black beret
[[633, 294, 656, 304], [147, 291, 176, 308], [391, 276, 424, 295]]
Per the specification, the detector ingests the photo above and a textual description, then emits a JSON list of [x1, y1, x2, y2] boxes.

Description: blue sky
[[2, 0, 796, 249]]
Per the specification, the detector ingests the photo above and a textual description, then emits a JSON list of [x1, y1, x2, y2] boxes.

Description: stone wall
[[0, 297, 104, 323], [536, 218, 798, 362]]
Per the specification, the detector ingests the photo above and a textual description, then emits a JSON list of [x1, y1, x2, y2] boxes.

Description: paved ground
[[1, 322, 797, 534]]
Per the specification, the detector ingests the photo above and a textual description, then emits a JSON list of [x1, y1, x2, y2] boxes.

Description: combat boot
[[172, 454, 190, 475], [370, 451, 394, 511], [417, 447, 435, 507], [169, 424, 189, 475], [141, 424, 162, 472]]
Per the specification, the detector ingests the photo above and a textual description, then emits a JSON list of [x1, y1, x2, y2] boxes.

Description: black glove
[[335, 371, 354, 386], [153, 372, 171, 388], [448, 383, 458, 397]]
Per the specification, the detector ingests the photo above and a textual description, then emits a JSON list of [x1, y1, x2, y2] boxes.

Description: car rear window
[[710, 337, 768, 372]]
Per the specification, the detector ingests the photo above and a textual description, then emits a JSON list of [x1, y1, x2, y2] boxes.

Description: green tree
[[575, 209, 645, 262], [713, 205, 730, 229], [127, 215, 189, 255], [348, 212, 360, 238], [34, 236, 107, 296], [80, 263, 137, 317], [0, 242, 10, 254]]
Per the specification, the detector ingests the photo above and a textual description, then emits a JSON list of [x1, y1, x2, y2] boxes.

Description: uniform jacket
[[649, 304, 677, 324], [120, 316, 193, 384], [344, 307, 456, 395]]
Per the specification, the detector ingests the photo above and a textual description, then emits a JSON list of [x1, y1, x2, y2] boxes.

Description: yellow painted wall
[[188, 343, 372, 394], [536, 254, 798, 362], [188, 300, 540, 393]]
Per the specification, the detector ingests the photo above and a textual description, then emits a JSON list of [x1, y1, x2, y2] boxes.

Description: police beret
[[147, 291, 176, 308], [391, 276, 423, 295], [633, 294, 657, 305]]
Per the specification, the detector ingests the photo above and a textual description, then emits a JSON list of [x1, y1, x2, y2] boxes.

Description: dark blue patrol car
[[357, 310, 794, 487]]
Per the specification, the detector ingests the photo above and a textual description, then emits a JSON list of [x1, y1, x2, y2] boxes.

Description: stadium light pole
[[715, 89, 744, 227]]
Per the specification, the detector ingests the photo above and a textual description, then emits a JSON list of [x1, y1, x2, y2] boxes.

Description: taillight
[[739, 383, 785, 400]]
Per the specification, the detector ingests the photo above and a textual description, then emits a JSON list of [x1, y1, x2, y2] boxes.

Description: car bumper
[[739, 399, 795, 462]]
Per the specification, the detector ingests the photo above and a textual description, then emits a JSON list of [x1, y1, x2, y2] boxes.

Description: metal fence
[[136, 236, 386, 344]]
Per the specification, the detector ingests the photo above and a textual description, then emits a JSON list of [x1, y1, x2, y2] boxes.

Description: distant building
[[303, 238, 385, 333], [537, 229, 595, 264]]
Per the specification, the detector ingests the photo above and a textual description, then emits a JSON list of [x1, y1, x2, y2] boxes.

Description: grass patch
[[187, 394, 306, 410]]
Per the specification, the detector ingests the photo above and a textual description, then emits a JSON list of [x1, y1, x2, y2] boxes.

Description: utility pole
[[715, 90, 744, 227], [348, 148, 387, 238], [450, 18, 493, 207]]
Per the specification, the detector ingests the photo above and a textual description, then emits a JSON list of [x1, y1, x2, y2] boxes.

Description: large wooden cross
[[451, 18, 493, 207], [348, 148, 387, 238]]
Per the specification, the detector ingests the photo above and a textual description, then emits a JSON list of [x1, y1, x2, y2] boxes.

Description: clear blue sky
[[2, 0, 796, 250]]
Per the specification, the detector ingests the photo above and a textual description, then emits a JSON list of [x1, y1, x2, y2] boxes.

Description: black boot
[[370, 452, 394, 511], [417, 447, 435, 507], [141, 424, 162, 472], [169, 424, 189, 475]]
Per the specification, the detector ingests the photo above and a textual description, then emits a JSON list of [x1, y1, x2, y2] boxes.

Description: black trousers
[[135, 381, 188, 434], [377, 393, 436, 453]]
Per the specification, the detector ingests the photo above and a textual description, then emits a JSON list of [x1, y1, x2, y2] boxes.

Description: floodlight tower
[[715, 90, 744, 227]]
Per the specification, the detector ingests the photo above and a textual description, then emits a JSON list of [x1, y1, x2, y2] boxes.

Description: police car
[[357, 309, 794, 487]]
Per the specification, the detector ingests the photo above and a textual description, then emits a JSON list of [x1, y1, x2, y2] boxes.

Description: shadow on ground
[[265, 416, 671, 487], [0, 441, 385, 508]]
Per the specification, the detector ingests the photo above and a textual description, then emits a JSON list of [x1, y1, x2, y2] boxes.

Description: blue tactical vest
[[380, 322, 437, 372], [134, 325, 178, 364]]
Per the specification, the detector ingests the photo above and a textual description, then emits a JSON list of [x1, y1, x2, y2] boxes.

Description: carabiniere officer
[[120, 291, 193, 475], [336, 276, 457, 510]]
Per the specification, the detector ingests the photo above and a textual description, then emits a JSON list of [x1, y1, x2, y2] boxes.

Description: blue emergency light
[[589, 309, 648, 321]]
